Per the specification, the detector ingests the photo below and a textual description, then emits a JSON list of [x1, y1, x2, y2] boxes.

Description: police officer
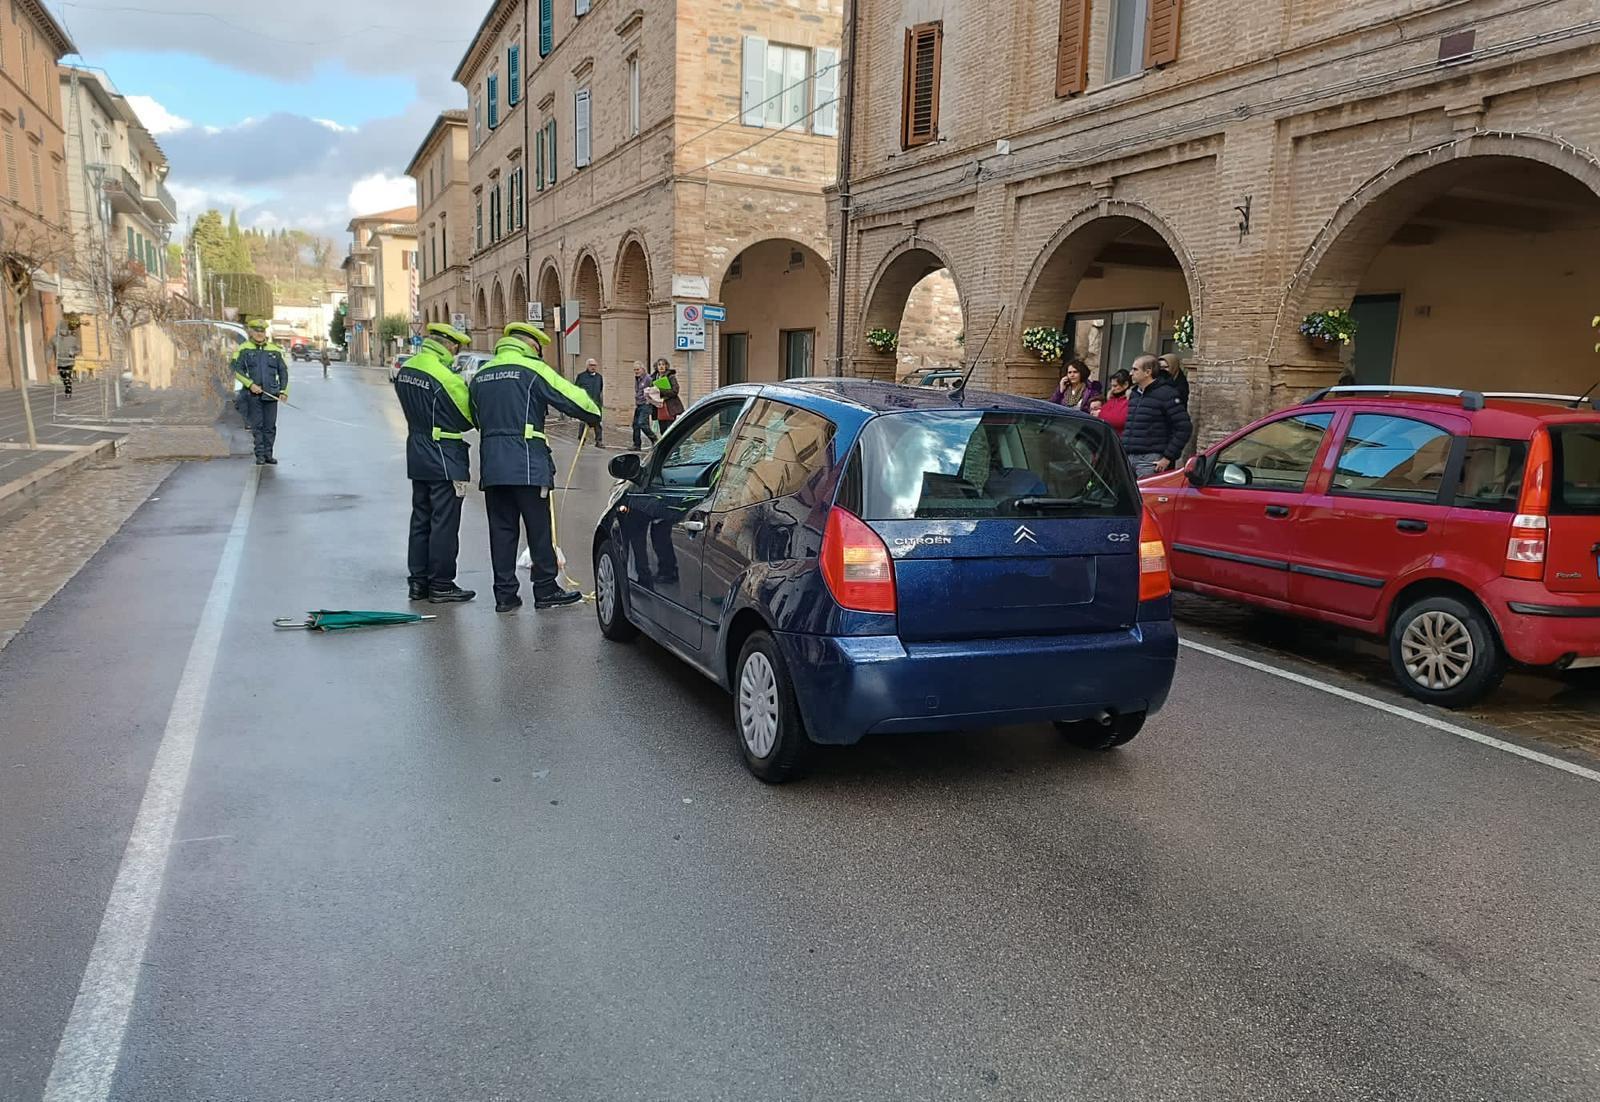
[[232, 318, 289, 465], [468, 322, 602, 612], [395, 322, 477, 604]]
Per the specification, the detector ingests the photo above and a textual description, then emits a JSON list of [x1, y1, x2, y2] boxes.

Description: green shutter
[[536, 130, 545, 191], [126, 225, 135, 257], [487, 74, 499, 129], [508, 46, 521, 105], [539, 0, 553, 56], [548, 119, 557, 183]]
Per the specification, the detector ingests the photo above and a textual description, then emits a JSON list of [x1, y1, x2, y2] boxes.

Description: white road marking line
[[43, 464, 260, 1102], [1180, 638, 1600, 785]]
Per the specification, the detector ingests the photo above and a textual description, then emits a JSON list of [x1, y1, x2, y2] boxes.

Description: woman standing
[[1050, 359, 1101, 411], [652, 358, 685, 429], [1097, 369, 1133, 434], [1157, 353, 1190, 407]]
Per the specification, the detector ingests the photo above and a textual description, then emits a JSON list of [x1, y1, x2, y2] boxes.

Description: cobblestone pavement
[[1176, 593, 1600, 759], [0, 458, 175, 652]]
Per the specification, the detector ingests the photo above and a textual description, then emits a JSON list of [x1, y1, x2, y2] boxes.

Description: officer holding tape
[[468, 322, 601, 613], [394, 322, 477, 604]]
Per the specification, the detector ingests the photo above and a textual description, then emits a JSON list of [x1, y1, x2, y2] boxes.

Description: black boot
[[408, 582, 429, 601], [264, 457, 279, 465], [534, 587, 583, 609], [495, 594, 523, 614], [428, 584, 476, 604]]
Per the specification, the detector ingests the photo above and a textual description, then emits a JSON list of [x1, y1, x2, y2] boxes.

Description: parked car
[[592, 379, 1178, 782], [389, 354, 413, 382], [1140, 386, 1600, 707], [899, 368, 967, 389], [327, 346, 345, 362], [452, 351, 494, 382], [290, 343, 314, 361]]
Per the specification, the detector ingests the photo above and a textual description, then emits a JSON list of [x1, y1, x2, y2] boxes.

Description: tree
[[191, 210, 228, 273], [379, 313, 409, 344], [329, 304, 346, 346]]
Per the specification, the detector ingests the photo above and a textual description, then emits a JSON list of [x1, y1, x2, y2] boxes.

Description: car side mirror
[[1219, 462, 1253, 488], [608, 453, 643, 483], [1184, 456, 1208, 487]]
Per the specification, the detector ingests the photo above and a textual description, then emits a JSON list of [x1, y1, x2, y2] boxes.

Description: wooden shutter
[[547, 119, 558, 183], [536, 128, 546, 191], [574, 88, 591, 168], [1056, 0, 1089, 96], [487, 74, 499, 129], [539, 0, 553, 57], [814, 46, 839, 137], [900, 23, 941, 149], [741, 36, 768, 127], [508, 45, 521, 105], [1144, 0, 1183, 68]]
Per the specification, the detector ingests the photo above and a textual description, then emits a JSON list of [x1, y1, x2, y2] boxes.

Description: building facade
[[407, 110, 472, 332], [343, 206, 417, 363], [59, 66, 178, 381], [0, 1, 74, 391], [453, 0, 843, 426], [833, 0, 1600, 440]]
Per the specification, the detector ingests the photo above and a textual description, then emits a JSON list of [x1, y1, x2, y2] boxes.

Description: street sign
[[451, 312, 468, 331], [411, 334, 423, 347], [701, 304, 727, 323], [675, 303, 706, 351], [527, 301, 542, 323], [563, 299, 581, 355]]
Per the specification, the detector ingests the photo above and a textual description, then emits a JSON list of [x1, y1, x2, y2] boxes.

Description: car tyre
[[1056, 711, 1145, 751], [593, 540, 638, 643], [734, 632, 812, 784], [1389, 595, 1504, 708]]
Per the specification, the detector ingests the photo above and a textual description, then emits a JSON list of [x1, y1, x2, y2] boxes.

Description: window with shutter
[[126, 226, 134, 259], [813, 47, 839, 137], [574, 88, 591, 168], [1056, 0, 1089, 96], [536, 127, 546, 190], [900, 23, 942, 150], [627, 55, 640, 137], [4, 128, 16, 200], [28, 146, 40, 213], [508, 45, 521, 105], [575, 0, 590, 15], [740, 36, 768, 127], [547, 119, 558, 183], [538, 0, 553, 57], [487, 74, 499, 129], [475, 200, 483, 250], [1107, 0, 1148, 80], [1144, 0, 1182, 67]]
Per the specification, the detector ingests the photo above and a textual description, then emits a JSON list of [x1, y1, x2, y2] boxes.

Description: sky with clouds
[[51, 0, 485, 240]]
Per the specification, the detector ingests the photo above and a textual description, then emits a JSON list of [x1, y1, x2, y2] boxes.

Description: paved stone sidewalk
[[0, 458, 175, 652]]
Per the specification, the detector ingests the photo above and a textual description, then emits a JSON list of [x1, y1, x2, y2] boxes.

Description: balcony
[[99, 166, 177, 226], [143, 180, 177, 225]]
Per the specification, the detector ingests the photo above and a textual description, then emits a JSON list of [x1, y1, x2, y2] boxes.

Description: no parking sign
[[674, 303, 706, 351]]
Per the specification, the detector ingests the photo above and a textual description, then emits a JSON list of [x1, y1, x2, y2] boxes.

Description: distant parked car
[[389, 354, 413, 382], [1140, 386, 1600, 707], [899, 368, 967, 390], [452, 351, 494, 382], [327, 346, 345, 362], [290, 344, 314, 361]]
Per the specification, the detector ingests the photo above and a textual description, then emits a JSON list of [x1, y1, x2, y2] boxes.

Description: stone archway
[[1270, 133, 1600, 399], [860, 238, 968, 383], [716, 238, 831, 384], [474, 286, 488, 334], [510, 272, 527, 330], [606, 234, 652, 401], [1015, 202, 1199, 398], [571, 251, 604, 379], [490, 281, 507, 333], [538, 261, 564, 365]]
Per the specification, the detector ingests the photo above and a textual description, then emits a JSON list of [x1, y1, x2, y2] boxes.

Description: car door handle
[[1397, 519, 1429, 534], [681, 519, 706, 533], [1265, 505, 1290, 518]]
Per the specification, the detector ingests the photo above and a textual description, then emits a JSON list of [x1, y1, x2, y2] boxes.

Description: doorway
[[1348, 294, 1401, 386]]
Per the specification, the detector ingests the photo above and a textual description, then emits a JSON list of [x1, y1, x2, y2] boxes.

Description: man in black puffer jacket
[[1121, 354, 1193, 479]]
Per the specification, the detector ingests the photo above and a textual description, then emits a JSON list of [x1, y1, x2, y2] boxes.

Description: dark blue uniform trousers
[[408, 480, 465, 590], [485, 486, 559, 601], [239, 393, 279, 460]]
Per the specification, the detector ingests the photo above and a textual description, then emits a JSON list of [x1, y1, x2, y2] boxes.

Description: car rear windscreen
[[1552, 425, 1600, 514], [842, 410, 1139, 520]]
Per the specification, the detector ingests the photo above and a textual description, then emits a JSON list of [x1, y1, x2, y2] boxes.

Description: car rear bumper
[[1482, 580, 1600, 667], [773, 623, 1179, 745]]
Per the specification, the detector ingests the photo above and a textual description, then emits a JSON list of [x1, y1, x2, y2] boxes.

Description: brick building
[[343, 206, 418, 364], [832, 0, 1600, 440], [406, 110, 472, 332], [453, 0, 842, 423], [0, 1, 74, 391]]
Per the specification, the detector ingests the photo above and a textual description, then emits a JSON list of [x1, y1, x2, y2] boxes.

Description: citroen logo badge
[[1014, 524, 1037, 545]]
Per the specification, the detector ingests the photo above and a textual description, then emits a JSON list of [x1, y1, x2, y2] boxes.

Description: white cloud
[[347, 173, 416, 217], [314, 118, 354, 133], [125, 94, 191, 135]]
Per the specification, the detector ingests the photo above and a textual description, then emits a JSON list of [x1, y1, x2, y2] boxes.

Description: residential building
[[343, 205, 417, 363], [454, 0, 843, 421], [832, 0, 1600, 440], [405, 109, 471, 332], [0, 1, 74, 391], [59, 66, 179, 383]]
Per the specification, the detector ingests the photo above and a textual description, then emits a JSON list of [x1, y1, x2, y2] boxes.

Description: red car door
[[1289, 409, 1467, 625], [1168, 411, 1339, 605]]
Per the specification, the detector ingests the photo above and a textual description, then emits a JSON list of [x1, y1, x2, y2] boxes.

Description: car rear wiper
[[1011, 496, 1085, 511]]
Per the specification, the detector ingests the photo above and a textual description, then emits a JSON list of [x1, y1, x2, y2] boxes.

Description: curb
[[0, 437, 123, 525]]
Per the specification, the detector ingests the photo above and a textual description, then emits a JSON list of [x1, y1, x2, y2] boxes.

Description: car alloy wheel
[[593, 541, 638, 643], [738, 651, 780, 760], [596, 550, 617, 626], [1400, 609, 1474, 691]]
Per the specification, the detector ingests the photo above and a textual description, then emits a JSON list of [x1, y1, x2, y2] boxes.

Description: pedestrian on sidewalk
[[576, 357, 605, 447], [320, 346, 331, 379], [395, 322, 477, 605], [469, 322, 602, 613], [631, 361, 658, 449], [50, 321, 78, 398], [651, 358, 684, 430], [1120, 354, 1192, 480], [1051, 358, 1100, 412], [232, 319, 290, 465], [1098, 369, 1133, 434]]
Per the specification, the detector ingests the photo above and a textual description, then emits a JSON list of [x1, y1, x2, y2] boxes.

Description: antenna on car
[[954, 306, 1006, 402], [1572, 379, 1600, 410]]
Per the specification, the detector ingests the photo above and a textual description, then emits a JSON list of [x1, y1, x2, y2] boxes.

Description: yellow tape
[[550, 424, 596, 602]]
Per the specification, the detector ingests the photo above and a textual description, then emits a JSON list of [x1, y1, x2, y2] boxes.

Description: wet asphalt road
[[2, 368, 1599, 1102]]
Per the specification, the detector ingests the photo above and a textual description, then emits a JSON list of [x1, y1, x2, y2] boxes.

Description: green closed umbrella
[[274, 610, 435, 632]]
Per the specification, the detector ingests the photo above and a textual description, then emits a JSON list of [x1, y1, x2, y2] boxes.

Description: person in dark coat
[[1121, 354, 1193, 480], [1158, 353, 1190, 407], [468, 322, 602, 613], [394, 322, 476, 604], [651, 358, 684, 427], [232, 318, 289, 465], [576, 357, 605, 447]]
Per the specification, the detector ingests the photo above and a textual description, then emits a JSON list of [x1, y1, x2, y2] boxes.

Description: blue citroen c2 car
[[593, 379, 1178, 782]]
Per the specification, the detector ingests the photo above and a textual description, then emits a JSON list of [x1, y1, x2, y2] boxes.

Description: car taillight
[[1139, 508, 1171, 602], [820, 507, 896, 614], [1506, 429, 1552, 581]]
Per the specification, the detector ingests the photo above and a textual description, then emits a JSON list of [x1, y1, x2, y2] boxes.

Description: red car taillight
[[1139, 508, 1171, 602], [1506, 429, 1552, 581], [821, 507, 896, 614]]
